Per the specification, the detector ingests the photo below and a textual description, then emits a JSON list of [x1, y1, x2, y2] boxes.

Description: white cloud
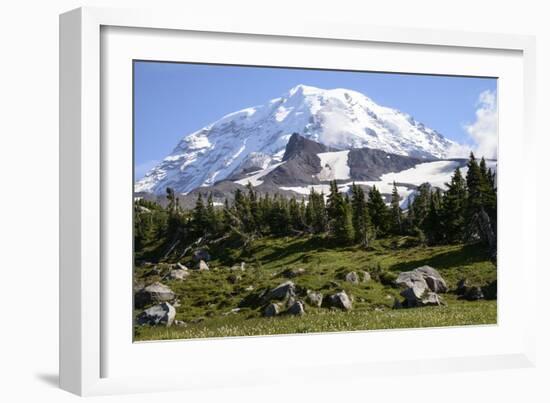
[[465, 90, 498, 159], [446, 90, 498, 159]]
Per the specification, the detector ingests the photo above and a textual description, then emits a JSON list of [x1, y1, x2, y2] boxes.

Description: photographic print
[[133, 62, 497, 341]]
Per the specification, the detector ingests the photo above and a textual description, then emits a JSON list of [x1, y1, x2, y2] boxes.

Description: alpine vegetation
[[133, 75, 497, 341]]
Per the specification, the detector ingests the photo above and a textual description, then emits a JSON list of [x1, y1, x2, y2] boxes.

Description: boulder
[[192, 249, 211, 262], [400, 281, 430, 307], [137, 302, 176, 327], [287, 300, 306, 316], [421, 292, 444, 306], [134, 282, 175, 308], [264, 281, 296, 301], [197, 260, 210, 271], [306, 291, 323, 307], [345, 272, 360, 284], [396, 270, 428, 290], [168, 269, 189, 280], [361, 271, 372, 283], [400, 287, 444, 308], [415, 266, 448, 293], [396, 266, 447, 293], [456, 278, 469, 296], [326, 291, 353, 311], [264, 303, 280, 317], [463, 286, 484, 301]]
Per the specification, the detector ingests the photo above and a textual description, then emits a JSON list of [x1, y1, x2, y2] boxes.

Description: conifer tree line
[[135, 152, 497, 256]]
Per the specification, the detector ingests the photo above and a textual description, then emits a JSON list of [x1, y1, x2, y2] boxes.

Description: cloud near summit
[[448, 90, 498, 159]]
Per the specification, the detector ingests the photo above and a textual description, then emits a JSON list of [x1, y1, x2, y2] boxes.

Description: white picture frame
[[59, 6, 537, 396]]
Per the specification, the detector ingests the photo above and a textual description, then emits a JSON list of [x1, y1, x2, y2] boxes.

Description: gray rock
[[396, 270, 428, 290], [345, 272, 360, 284], [326, 291, 353, 311], [137, 302, 176, 327], [415, 266, 448, 293], [421, 292, 444, 306], [134, 282, 175, 308], [174, 319, 187, 327], [264, 303, 280, 317], [287, 300, 305, 316], [192, 249, 211, 262], [456, 278, 469, 295], [197, 260, 210, 271], [361, 271, 372, 283], [168, 269, 189, 280], [264, 281, 296, 301], [396, 266, 447, 294], [400, 287, 444, 308], [463, 286, 484, 301], [400, 281, 430, 306], [306, 291, 323, 307]]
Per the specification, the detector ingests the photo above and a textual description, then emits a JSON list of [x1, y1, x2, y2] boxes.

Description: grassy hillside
[[134, 235, 497, 341]]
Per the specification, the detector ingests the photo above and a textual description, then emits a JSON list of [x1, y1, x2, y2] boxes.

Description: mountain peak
[[287, 84, 322, 97], [135, 85, 458, 195]]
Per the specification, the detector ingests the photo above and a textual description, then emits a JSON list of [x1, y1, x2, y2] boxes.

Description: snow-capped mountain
[[135, 84, 459, 195]]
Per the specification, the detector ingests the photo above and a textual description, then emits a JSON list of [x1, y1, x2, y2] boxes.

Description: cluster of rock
[[135, 282, 178, 327], [135, 249, 252, 327], [258, 280, 353, 318], [456, 278, 497, 301], [393, 266, 447, 308]]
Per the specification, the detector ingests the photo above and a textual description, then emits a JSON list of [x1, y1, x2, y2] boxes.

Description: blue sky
[[134, 61, 497, 178]]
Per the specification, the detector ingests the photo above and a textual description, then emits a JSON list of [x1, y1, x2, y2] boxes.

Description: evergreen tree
[[410, 183, 431, 229], [288, 197, 304, 232], [246, 183, 260, 230], [306, 188, 327, 234], [326, 181, 354, 244], [166, 187, 176, 215], [350, 183, 372, 247], [269, 194, 290, 235], [442, 167, 467, 243], [205, 193, 220, 235], [390, 181, 403, 234], [464, 152, 496, 249], [192, 193, 208, 236], [424, 188, 444, 244], [234, 188, 254, 234], [367, 185, 390, 236]]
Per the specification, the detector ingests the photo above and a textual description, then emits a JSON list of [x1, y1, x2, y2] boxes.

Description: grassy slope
[[134, 236, 497, 341]]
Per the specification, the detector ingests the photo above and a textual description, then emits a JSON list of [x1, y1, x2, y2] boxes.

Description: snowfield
[[234, 162, 285, 187], [317, 150, 351, 181], [278, 159, 497, 208]]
